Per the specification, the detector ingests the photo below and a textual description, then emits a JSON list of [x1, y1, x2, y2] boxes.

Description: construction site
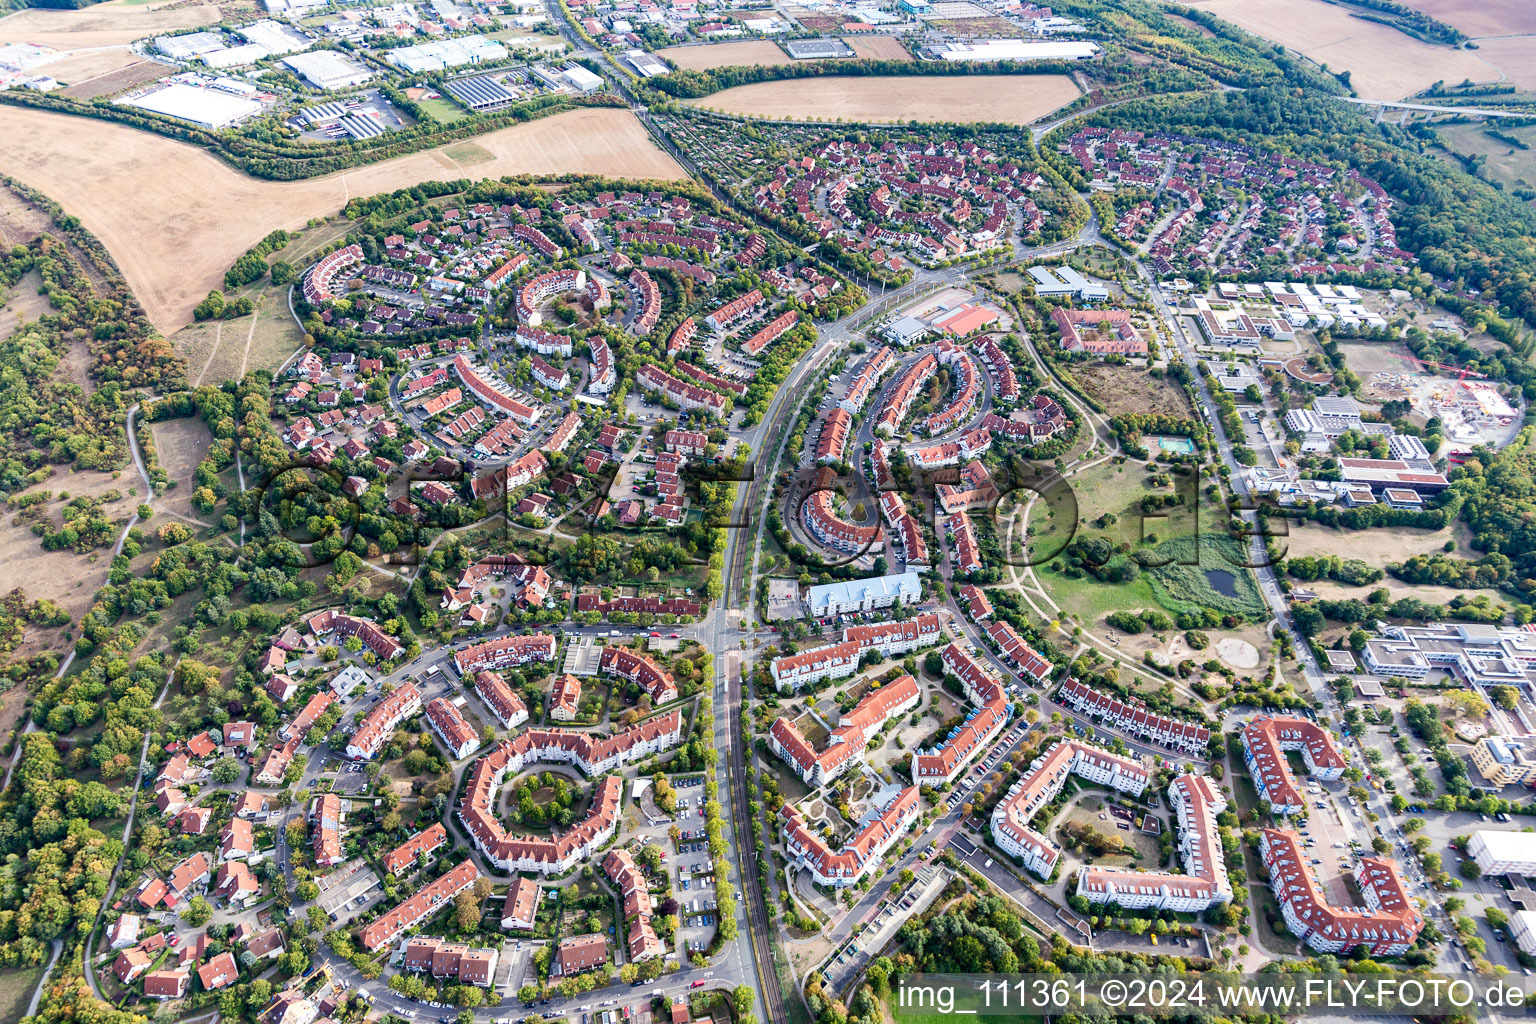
[[1361, 355, 1523, 454]]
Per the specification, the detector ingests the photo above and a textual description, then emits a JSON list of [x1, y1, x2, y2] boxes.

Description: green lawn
[[417, 97, 468, 123], [0, 966, 43, 1024]]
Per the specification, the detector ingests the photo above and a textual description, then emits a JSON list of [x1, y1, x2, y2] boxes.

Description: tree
[[212, 757, 241, 784], [1491, 685, 1520, 712], [1443, 690, 1490, 719], [454, 889, 481, 931], [184, 896, 213, 927]]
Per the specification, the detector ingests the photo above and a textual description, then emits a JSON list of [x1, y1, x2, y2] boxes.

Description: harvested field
[[0, 3, 219, 49], [686, 74, 1081, 124], [1186, 0, 1499, 100], [1069, 362, 1192, 417], [1466, 36, 1536, 93], [846, 34, 911, 60], [147, 417, 213, 522], [0, 105, 685, 334], [1397, 0, 1536, 38], [658, 40, 794, 70], [59, 54, 166, 100]]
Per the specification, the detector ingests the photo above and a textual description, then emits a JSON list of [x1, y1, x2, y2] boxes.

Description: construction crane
[[1397, 354, 1487, 381]]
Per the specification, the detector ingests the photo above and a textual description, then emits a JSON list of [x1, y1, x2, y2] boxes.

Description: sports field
[[1186, 0, 1499, 99], [686, 74, 1081, 124], [0, 106, 685, 333]]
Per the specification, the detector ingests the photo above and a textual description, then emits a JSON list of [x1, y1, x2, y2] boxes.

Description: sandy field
[[687, 74, 1081, 124], [0, 3, 219, 49], [846, 35, 911, 60], [658, 40, 794, 70], [1398, 0, 1536, 38], [0, 105, 685, 334], [1465, 35, 1536, 93], [61, 56, 167, 100], [1187, 0, 1500, 99]]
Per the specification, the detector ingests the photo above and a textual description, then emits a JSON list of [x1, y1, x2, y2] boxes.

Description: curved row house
[[516, 268, 585, 325], [514, 222, 563, 259], [306, 609, 403, 661], [636, 365, 727, 415], [1056, 677, 1211, 755], [453, 633, 557, 675], [1260, 828, 1423, 956], [770, 612, 942, 691], [453, 354, 542, 425], [937, 460, 997, 515], [991, 739, 1149, 878], [589, 334, 616, 394], [946, 511, 982, 576], [361, 859, 481, 951], [474, 670, 529, 729], [878, 491, 929, 567], [875, 353, 937, 436], [801, 489, 881, 556], [912, 643, 1009, 785], [303, 243, 363, 305], [346, 682, 423, 760], [516, 324, 574, 357], [402, 937, 500, 987], [1077, 774, 1230, 913], [674, 359, 748, 397], [816, 409, 852, 464], [311, 793, 344, 866], [1241, 714, 1346, 815], [980, 394, 1068, 442], [984, 620, 1054, 687], [458, 713, 684, 872], [770, 674, 919, 786], [841, 346, 896, 415], [742, 309, 798, 357], [382, 822, 447, 876], [977, 337, 1019, 402], [630, 270, 661, 334], [704, 289, 764, 331], [780, 786, 920, 888], [599, 646, 679, 704], [604, 849, 666, 963], [922, 350, 980, 435], [667, 317, 696, 357], [426, 697, 481, 759]]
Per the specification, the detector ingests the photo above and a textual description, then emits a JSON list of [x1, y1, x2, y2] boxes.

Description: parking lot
[[316, 859, 382, 920]]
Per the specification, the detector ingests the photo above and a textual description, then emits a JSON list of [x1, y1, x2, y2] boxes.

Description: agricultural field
[[685, 74, 1081, 125], [658, 40, 796, 70], [0, 966, 43, 1024], [1461, 36, 1536, 93], [0, 105, 685, 333], [1397, 0, 1536, 38], [1188, 0, 1500, 99], [0, 2, 219, 48]]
